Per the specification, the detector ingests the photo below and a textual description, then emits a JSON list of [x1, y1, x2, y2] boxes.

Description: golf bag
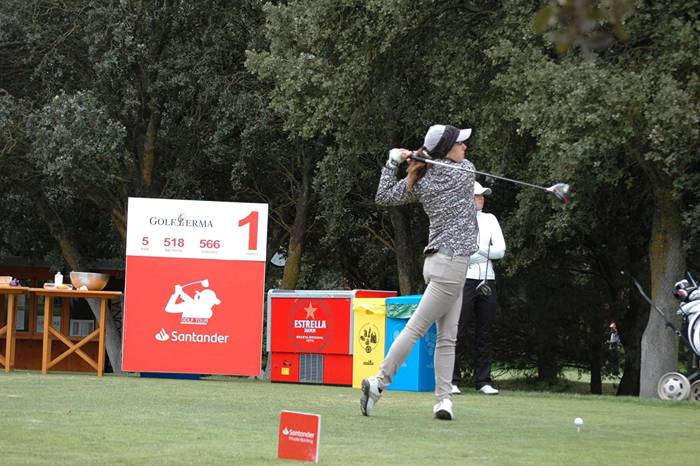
[[627, 271, 700, 400], [674, 276, 700, 357]]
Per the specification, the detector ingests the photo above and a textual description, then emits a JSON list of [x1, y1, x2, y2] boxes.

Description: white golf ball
[[574, 417, 583, 427]]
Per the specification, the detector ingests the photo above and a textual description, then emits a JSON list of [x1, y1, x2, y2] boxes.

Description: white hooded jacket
[[466, 210, 506, 280]]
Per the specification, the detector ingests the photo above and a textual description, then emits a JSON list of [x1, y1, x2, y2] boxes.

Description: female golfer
[[361, 124, 478, 420]]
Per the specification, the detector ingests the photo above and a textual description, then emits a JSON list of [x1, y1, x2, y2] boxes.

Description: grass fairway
[[1, 371, 697, 465]]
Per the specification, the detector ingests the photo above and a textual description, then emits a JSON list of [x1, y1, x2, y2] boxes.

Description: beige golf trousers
[[376, 251, 469, 401]]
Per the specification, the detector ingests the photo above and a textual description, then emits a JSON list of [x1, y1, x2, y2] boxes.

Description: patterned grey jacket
[[375, 159, 478, 257]]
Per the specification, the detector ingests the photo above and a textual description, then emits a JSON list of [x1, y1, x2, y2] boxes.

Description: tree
[[246, 0, 681, 393], [492, 1, 700, 395], [0, 0, 273, 371], [246, 0, 508, 294]]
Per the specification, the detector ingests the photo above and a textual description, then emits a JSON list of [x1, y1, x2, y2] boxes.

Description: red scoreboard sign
[[122, 197, 268, 375]]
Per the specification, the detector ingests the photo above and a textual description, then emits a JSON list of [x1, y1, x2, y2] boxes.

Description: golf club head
[[201, 279, 209, 287], [547, 183, 571, 203]]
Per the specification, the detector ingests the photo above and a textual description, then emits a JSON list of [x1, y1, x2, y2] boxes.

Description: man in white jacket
[[452, 181, 506, 395]]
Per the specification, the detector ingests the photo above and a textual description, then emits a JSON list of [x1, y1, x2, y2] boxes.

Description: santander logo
[[154, 328, 230, 344], [155, 328, 169, 341], [281, 426, 315, 443]]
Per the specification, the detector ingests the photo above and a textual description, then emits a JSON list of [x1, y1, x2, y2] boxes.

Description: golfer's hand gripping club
[[388, 148, 409, 167]]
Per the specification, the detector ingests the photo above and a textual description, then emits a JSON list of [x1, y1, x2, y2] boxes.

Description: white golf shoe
[[451, 384, 462, 395], [433, 398, 454, 420], [360, 376, 382, 416], [478, 384, 499, 395]]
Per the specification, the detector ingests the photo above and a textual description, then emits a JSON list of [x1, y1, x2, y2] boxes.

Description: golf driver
[[408, 153, 571, 203]]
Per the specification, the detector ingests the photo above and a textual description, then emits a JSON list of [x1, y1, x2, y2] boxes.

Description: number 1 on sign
[[239, 211, 258, 250]]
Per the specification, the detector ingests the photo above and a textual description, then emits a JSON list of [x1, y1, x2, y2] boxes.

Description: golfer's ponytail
[[407, 149, 430, 191]]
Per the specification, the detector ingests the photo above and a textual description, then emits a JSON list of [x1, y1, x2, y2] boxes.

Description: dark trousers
[[452, 278, 497, 389]]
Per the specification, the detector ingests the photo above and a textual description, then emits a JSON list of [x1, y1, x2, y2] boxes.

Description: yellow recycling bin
[[352, 298, 386, 388]]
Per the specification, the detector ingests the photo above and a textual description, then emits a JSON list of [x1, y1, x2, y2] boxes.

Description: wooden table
[[29, 288, 122, 376], [0, 286, 29, 372]]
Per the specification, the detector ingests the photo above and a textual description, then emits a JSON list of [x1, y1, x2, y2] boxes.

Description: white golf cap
[[474, 181, 492, 196], [423, 124, 472, 154]]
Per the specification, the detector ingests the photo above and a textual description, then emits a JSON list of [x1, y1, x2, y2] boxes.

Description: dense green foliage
[[1, 1, 698, 394]]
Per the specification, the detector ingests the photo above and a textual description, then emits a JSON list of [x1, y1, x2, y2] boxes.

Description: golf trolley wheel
[[689, 381, 700, 401], [657, 372, 691, 400]]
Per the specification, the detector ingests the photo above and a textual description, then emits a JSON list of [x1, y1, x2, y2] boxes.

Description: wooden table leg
[[10, 328, 16, 368], [41, 296, 51, 374], [5, 294, 15, 372], [97, 298, 107, 377]]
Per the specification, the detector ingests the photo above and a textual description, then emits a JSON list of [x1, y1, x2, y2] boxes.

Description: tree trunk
[[537, 356, 558, 382], [281, 152, 313, 290], [112, 207, 127, 241], [56, 237, 81, 272], [589, 311, 605, 395], [639, 189, 684, 398], [36, 203, 82, 271], [388, 207, 423, 294], [384, 131, 422, 295], [536, 335, 559, 382], [590, 357, 602, 394], [86, 297, 122, 374], [618, 333, 641, 396], [141, 105, 160, 189], [617, 293, 647, 396]]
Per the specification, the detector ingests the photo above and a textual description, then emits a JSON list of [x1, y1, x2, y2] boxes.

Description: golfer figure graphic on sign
[[165, 279, 221, 325]]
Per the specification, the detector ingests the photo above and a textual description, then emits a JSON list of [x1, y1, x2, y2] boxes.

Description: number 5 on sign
[[239, 211, 259, 251]]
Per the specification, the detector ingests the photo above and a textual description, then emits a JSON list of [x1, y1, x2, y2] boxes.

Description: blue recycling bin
[[384, 295, 436, 392]]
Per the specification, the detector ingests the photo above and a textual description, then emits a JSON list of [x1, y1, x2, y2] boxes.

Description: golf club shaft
[[181, 280, 204, 288], [621, 271, 686, 342], [410, 155, 550, 192]]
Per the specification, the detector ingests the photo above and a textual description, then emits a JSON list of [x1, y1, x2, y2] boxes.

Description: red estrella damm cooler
[[267, 289, 395, 385]]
